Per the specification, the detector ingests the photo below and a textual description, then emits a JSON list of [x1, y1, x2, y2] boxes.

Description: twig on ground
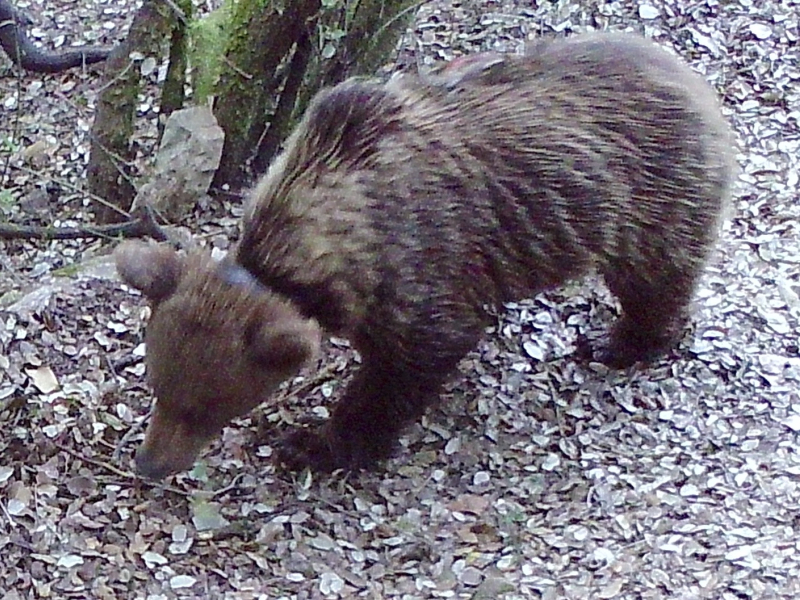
[[0, 205, 168, 241], [56, 441, 190, 496], [55, 441, 135, 478], [112, 408, 150, 462]]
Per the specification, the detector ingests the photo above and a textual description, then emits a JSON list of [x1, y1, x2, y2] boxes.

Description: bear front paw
[[276, 427, 341, 473], [276, 421, 392, 473]]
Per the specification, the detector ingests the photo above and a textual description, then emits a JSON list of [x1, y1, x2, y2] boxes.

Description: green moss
[[51, 264, 80, 277], [188, 1, 234, 104], [0, 188, 17, 212], [0, 290, 23, 308]]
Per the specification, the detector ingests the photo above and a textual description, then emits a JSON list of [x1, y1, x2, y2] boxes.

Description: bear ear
[[246, 316, 321, 376], [114, 241, 182, 303]]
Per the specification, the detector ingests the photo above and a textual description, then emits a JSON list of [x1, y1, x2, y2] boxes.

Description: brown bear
[[116, 32, 735, 479]]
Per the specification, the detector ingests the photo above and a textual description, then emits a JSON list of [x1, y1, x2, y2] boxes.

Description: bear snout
[[133, 408, 211, 480]]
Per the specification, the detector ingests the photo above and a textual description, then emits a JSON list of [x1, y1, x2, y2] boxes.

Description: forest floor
[[1, 0, 799, 598]]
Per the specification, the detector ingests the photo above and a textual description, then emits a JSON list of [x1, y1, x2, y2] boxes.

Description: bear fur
[[116, 32, 735, 478]]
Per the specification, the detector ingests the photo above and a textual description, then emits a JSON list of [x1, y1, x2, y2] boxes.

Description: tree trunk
[[86, 0, 176, 224], [212, 0, 321, 188], [84, 0, 418, 220], [213, 0, 417, 189], [251, 30, 313, 176], [160, 1, 193, 137], [319, 0, 421, 87]]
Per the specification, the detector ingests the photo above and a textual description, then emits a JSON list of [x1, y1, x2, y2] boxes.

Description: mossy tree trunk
[[211, 0, 321, 187], [213, 0, 418, 187], [86, 0, 188, 224], [86, 0, 417, 222]]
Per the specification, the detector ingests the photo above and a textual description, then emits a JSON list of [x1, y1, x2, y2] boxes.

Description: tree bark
[[160, 0, 193, 137], [252, 30, 313, 176], [212, 0, 418, 189], [212, 0, 321, 188], [86, 0, 176, 224]]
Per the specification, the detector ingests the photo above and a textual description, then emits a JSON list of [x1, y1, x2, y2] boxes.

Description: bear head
[[114, 241, 321, 479]]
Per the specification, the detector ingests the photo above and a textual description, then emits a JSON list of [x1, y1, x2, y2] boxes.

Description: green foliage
[[319, 23, 347, 59], [1, 135, 21, 154], [188, 1, 233, 104], [0, 188, 16, 214], [51, 264, 80, 277], [317, 0, 355, 60], [190, 493, 230, 531]]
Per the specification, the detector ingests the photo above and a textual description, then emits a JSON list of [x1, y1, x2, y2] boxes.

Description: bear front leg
[[277, 311, 485, 473], [277, 361, 446, 472]]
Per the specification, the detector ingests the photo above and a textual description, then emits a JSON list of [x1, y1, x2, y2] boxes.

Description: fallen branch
[[0, 0, 111, 72], [55, 441, 190, 495], [0, 205, 168, 241]]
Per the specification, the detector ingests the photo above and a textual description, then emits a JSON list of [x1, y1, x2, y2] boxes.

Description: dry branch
[[0, 0, 110, 72], [0, 206, 167, 241]]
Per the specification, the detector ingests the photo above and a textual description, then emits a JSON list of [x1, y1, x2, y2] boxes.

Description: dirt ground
[[1, 0, 799, 598]]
